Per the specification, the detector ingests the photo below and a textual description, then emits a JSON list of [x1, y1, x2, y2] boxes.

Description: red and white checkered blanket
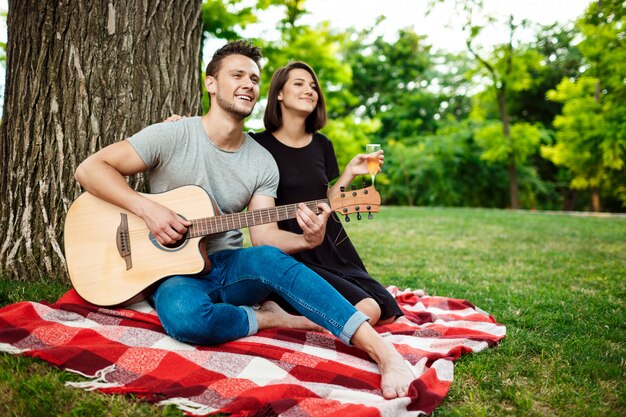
[[0, 287, 505, 416]]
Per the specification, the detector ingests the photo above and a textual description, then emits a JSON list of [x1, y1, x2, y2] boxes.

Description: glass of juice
[[366, 143, 381, 186]]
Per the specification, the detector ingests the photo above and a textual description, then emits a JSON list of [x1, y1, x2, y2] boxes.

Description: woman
[[252, 61, 402, 325]]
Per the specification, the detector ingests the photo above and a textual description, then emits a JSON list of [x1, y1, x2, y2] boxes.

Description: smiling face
[[277, 68, 319, 117], [205, 54, 260, 120], [263, 61, 327, 133]]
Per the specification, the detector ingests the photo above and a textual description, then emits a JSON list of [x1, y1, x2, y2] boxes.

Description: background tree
[[542, 0, 626, 211], [201, 0, 257, 43], [511, 24, 584, 210], [466, 12, 542, 208], [0, 0, 204, 281], [344, 28, 432, 115], [340, 26, 443, 197]]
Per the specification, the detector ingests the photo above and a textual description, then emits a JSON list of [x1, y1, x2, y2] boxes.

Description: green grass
[[1, 207, 625, 416]]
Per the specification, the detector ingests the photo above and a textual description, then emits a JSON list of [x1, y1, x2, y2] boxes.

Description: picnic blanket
[[0, 287, 506, 416]]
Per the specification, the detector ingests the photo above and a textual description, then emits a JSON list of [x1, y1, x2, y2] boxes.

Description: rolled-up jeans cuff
[[241, 305, 258, 336], [339, 310, 369, 345]]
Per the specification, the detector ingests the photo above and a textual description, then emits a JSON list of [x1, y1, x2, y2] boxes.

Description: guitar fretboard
[[186, 199, 330, 238]]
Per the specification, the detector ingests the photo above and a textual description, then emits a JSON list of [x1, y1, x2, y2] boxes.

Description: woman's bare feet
[[255, 300, 326, 333], [350, 323, 416, 399], [376, 339, 416, 399]]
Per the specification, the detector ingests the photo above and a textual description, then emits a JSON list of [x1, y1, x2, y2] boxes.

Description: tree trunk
[[496, 88, 520, 209], [508, 159, 519, 209], [590, 80, 603, 212], [590, 187, 601, 212], [0, 0, 203, 281], [562, 188, 577, 211]]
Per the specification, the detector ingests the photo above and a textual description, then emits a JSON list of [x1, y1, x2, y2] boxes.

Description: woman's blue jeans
[[151, 245, 368, 346]]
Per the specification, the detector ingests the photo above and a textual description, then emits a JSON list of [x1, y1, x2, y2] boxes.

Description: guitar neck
[[186, 198, 330, 238]]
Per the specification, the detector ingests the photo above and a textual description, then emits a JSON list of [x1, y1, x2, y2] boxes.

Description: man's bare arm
[[75, 140, 190, 244]]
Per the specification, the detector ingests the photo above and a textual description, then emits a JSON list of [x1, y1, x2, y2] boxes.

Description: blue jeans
[[151, 245, 368, 346]]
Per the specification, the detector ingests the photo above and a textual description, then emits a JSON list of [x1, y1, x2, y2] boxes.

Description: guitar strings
[[125, 194, 370, 246], [124, 200, 330, 240], [331, 214, 349, 247]]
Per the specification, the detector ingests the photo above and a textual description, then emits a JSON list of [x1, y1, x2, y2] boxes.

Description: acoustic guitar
[[64, 184, 381, 307]]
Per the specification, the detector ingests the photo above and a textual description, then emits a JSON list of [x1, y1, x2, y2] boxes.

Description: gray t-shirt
[[127, 116, 279, 254]]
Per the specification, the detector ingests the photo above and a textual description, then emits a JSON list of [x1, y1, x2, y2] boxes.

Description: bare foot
[[255, 300, 326, 333], [351, 323, 416, 399], [377, 339, 416, 399]]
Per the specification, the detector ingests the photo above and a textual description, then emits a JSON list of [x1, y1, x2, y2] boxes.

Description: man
[[75, 40, 415, 399]]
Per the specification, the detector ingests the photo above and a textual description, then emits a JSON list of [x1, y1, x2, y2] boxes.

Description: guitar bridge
[[116, 213, 133, 270]]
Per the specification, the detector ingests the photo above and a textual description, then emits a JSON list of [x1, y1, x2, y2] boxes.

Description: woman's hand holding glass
[[365, 144, 382, 186], [345, 146, 384, 184]]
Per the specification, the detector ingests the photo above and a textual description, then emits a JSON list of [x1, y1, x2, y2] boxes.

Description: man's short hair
[[205, 40, 262, 78]]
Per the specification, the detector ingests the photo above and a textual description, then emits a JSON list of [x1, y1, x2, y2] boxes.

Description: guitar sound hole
[[163, 237, 187, 250], [151, 212, 190, 251], [148, 233, 189, 252]]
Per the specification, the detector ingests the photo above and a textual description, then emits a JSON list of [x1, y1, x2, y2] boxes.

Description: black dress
[[252, 131, 403, 321]]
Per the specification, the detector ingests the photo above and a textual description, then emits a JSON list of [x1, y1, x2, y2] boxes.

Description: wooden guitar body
[[64, 186, 213, 307]]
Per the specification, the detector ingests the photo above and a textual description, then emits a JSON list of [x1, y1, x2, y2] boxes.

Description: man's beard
[[215, 93, 254, 120]]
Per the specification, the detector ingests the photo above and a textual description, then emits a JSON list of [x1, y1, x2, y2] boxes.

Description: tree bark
[[0, 0, 203, 281]]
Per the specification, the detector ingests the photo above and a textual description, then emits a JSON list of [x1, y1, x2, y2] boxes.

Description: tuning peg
[[357, 212, 362, 220], [344, 214, 351, 222], [368, 212, 373, 220], [340, 186, 345, 192]]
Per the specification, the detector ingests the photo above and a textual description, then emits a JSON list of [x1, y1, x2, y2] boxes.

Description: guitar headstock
[[328, 185, 381, 220]]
